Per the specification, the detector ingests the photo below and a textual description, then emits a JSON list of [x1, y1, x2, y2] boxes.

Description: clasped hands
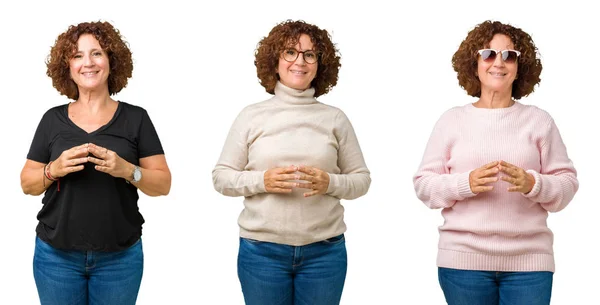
[[469, 160, 535, 194], [264, 165, 329, 197], [47, 143, 132, 180]]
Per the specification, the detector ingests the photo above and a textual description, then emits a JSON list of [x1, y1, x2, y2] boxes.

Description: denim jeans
[[33, 236, 143, 305], [238, 234, 347, 305], [438, 267, 553, 305]]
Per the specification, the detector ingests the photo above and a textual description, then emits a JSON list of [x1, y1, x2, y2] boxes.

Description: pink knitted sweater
[[413, 102, 578, 272]]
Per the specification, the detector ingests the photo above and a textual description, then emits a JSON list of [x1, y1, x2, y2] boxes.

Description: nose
[[294, 53, 307, 66], [493, 52, 505, 67], [83, 54, 94, 67]]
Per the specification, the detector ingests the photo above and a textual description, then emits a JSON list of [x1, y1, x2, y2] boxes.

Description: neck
[[474, 88, 514, 109], [75, 88, 113, 114]]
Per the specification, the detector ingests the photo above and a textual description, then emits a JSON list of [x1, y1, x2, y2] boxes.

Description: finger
[[303, 190, 319, 197], [69, 165, 85, 173], [298, 165, 317, 175], [296, 183, 313, 189], [479, 167, 499, 178], [500, 176, 517, 185], [478, 177, 499, 184], [474, 185, 494, 193], [483, 161, 500, 169], [297, 174, 314, 182], [88, 145, 103, 158], [275, 181, 298, 189], [275, 166, 299, 174], [269, 187, 293, 194], [88, 143, 104, 150], [69, 157, 89, 166], [94, 165, 111, 173], [499, 160, 518, 169], [87, 157, 105, 165], [499, 166, 518, 177], [275, 174, 301, 181], [75, 143, 90, 149], [70, 146, 90, 158], [507, 186, 520, 192]]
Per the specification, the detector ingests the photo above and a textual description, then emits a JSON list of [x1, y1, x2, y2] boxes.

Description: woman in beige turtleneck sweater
[[213, 20, 370, 305]]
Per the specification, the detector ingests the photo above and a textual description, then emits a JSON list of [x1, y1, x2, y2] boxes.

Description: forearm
[[413, 171, 475, 209], [212, 166, 265, 197], [326, 172, 371, 200], [132, 167, 171, 196], [524, 170, 578, 212], [21, 167, 53, 196]]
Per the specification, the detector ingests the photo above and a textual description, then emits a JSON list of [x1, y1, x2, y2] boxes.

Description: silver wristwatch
[[132, 165, 142, 183]]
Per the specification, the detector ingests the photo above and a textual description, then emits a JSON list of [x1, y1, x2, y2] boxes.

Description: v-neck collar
[[64, 101, 123, 136]]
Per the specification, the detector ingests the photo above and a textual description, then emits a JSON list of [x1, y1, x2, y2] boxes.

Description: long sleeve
[[212, 110, 266, 197], [413, 114, 476, 209], [326, 110, 371, 200], [524, 119, 578, 212]]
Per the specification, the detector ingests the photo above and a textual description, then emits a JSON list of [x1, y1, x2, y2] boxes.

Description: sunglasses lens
[[503, 51, 519, 63], [480, 50, 496, 62]]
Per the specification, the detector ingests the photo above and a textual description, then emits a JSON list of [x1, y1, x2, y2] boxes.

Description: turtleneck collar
[[273, 81, 318, 105]]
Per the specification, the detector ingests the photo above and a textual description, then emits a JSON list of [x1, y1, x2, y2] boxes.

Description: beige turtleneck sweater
[[213, 82, 371, 246]]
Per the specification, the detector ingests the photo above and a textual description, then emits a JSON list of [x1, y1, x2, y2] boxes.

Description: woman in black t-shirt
[[20, 21, 171, 305]]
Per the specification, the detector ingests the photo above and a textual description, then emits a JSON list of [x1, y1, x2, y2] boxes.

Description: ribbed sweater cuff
[[251, 170, 267, 194], [457, 171, 477, 198], [523, 170, 542, 198], [326, 172, 338, 194]]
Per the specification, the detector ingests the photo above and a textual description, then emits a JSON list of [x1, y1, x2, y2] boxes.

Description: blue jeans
[[33, 236, 143, 305], [238, 234, 347, 305], [438, 267, 553, 305]]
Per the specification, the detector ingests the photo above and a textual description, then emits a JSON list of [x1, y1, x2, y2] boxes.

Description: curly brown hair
[[255, 20, 341, 97], [452, 20, 542, 99], [46, 21, 133, 100]]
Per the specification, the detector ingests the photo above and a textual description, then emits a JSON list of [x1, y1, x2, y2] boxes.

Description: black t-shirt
[[27, 101, 164, 251]]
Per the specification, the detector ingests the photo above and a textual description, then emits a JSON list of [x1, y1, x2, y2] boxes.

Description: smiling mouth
[[290, 70, 307, 75], [82, 71, 99, 76], [489, 72, 507, 77]]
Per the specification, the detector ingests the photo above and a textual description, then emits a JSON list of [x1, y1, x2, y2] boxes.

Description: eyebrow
[[74, 48, 103, 53], [286, 48, 315, 52]]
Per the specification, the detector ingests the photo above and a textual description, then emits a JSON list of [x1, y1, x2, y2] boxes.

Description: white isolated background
[[1, 0, 597, 304]]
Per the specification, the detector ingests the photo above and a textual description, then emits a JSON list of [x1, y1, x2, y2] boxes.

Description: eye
[[92, 51, 103, 56], [285, 49, 297, 56], [305, 52, 316, 59], [72, 54, 83, 59]]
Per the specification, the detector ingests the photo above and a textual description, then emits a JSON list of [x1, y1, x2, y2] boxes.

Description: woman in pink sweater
[[413, 20, 578, 305]]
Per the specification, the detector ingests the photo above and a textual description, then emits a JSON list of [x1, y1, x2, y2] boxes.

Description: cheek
[[308, 64, 318, 78], [277, 60, 289, 74], [100, 57, 110, 69], [69, 65, 79, 79]]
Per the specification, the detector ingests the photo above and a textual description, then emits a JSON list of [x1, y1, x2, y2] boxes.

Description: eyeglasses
[[477, 49, 521, 63], [282, 49, 318, 64]]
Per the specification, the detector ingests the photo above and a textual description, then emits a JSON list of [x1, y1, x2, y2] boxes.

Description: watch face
[[134, 167, 142, 182]]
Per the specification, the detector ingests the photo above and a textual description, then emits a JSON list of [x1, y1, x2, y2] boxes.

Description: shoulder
[[435, 105, 468, 125], [39, 103, 68, 122], [518, 103, 554, 123], [234, 97, 279, 121], [119, 101, 148, 116], [45, 103, 68, 116]]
